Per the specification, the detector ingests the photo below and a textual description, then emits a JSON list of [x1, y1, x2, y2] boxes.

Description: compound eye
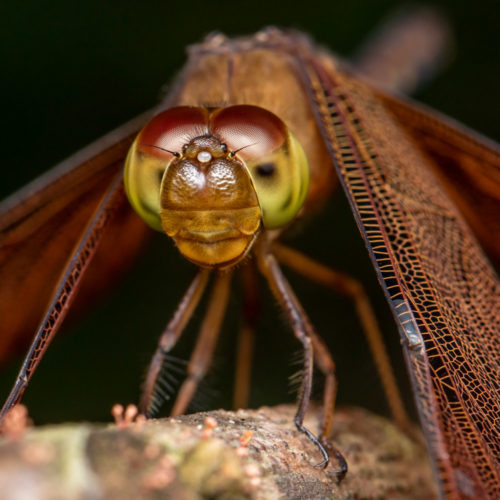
[[211, 105, 287, 159], [211, 106, 309, 229], [124, 107, 209, 231]]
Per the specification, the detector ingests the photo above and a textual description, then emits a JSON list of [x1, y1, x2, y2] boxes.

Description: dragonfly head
[[124, 105, 309, 268]]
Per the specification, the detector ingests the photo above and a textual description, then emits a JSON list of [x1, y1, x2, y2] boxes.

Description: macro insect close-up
[[0, 1, 499, 499]]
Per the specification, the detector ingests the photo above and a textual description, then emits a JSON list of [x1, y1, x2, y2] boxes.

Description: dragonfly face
[[124, 105, 310, 267], [159, 134, 261, 268]]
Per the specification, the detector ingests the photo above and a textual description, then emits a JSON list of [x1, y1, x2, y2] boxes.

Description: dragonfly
[[0, 11, 499, 500]]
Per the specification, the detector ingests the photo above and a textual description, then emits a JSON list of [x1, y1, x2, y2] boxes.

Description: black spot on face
[[256, 162, 276, 177]]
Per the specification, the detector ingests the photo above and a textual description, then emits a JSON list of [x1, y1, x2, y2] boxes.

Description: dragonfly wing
[[0, 112, 151, 364], [378, 92, 500, 269], [300, 52, 500, 499]]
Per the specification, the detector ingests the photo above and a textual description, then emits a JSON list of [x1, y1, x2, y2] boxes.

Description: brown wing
[[300, 52, 500, 498], [378, 92, 500, 269], [0, 112, 152, 364]]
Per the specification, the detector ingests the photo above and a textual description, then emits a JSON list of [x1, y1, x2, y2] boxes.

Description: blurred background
[[0, 0, 498, 424]]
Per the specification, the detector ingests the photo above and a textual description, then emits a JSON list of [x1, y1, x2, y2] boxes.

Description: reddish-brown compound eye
[[138, 107, 209, 159], [210, 105, 287, 160], [124, 107, 210, 231], [211, 105, 309, 229]]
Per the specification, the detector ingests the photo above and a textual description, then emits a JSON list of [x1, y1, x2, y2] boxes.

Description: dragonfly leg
[[233, 261, 260, 409], [0, 175, 126, 425], [273, 242, 412, 433], [139, 268, 211, 416], [255, 237, 346, 477], [170, 270, 233, 416]]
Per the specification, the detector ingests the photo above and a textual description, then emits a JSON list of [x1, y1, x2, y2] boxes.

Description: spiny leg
[[0, 175, 126, 424], [273, 243, 411, 433], [306, 330, 348, 476], [139, 268, 211, 416], [306, 329, 337, 446], [255, 237, 346, 476], [233, 261, 260, 409], [171, 270, 233, 416]]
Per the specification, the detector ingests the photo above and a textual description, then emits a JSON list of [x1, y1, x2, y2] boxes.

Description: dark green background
[[0, 1, 498, 424]]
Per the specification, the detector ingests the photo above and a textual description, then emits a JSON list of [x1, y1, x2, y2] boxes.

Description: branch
[[0, 405, 437, 499]]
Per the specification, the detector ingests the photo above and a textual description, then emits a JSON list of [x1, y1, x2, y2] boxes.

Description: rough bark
[[0, 405, 437, 499]]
